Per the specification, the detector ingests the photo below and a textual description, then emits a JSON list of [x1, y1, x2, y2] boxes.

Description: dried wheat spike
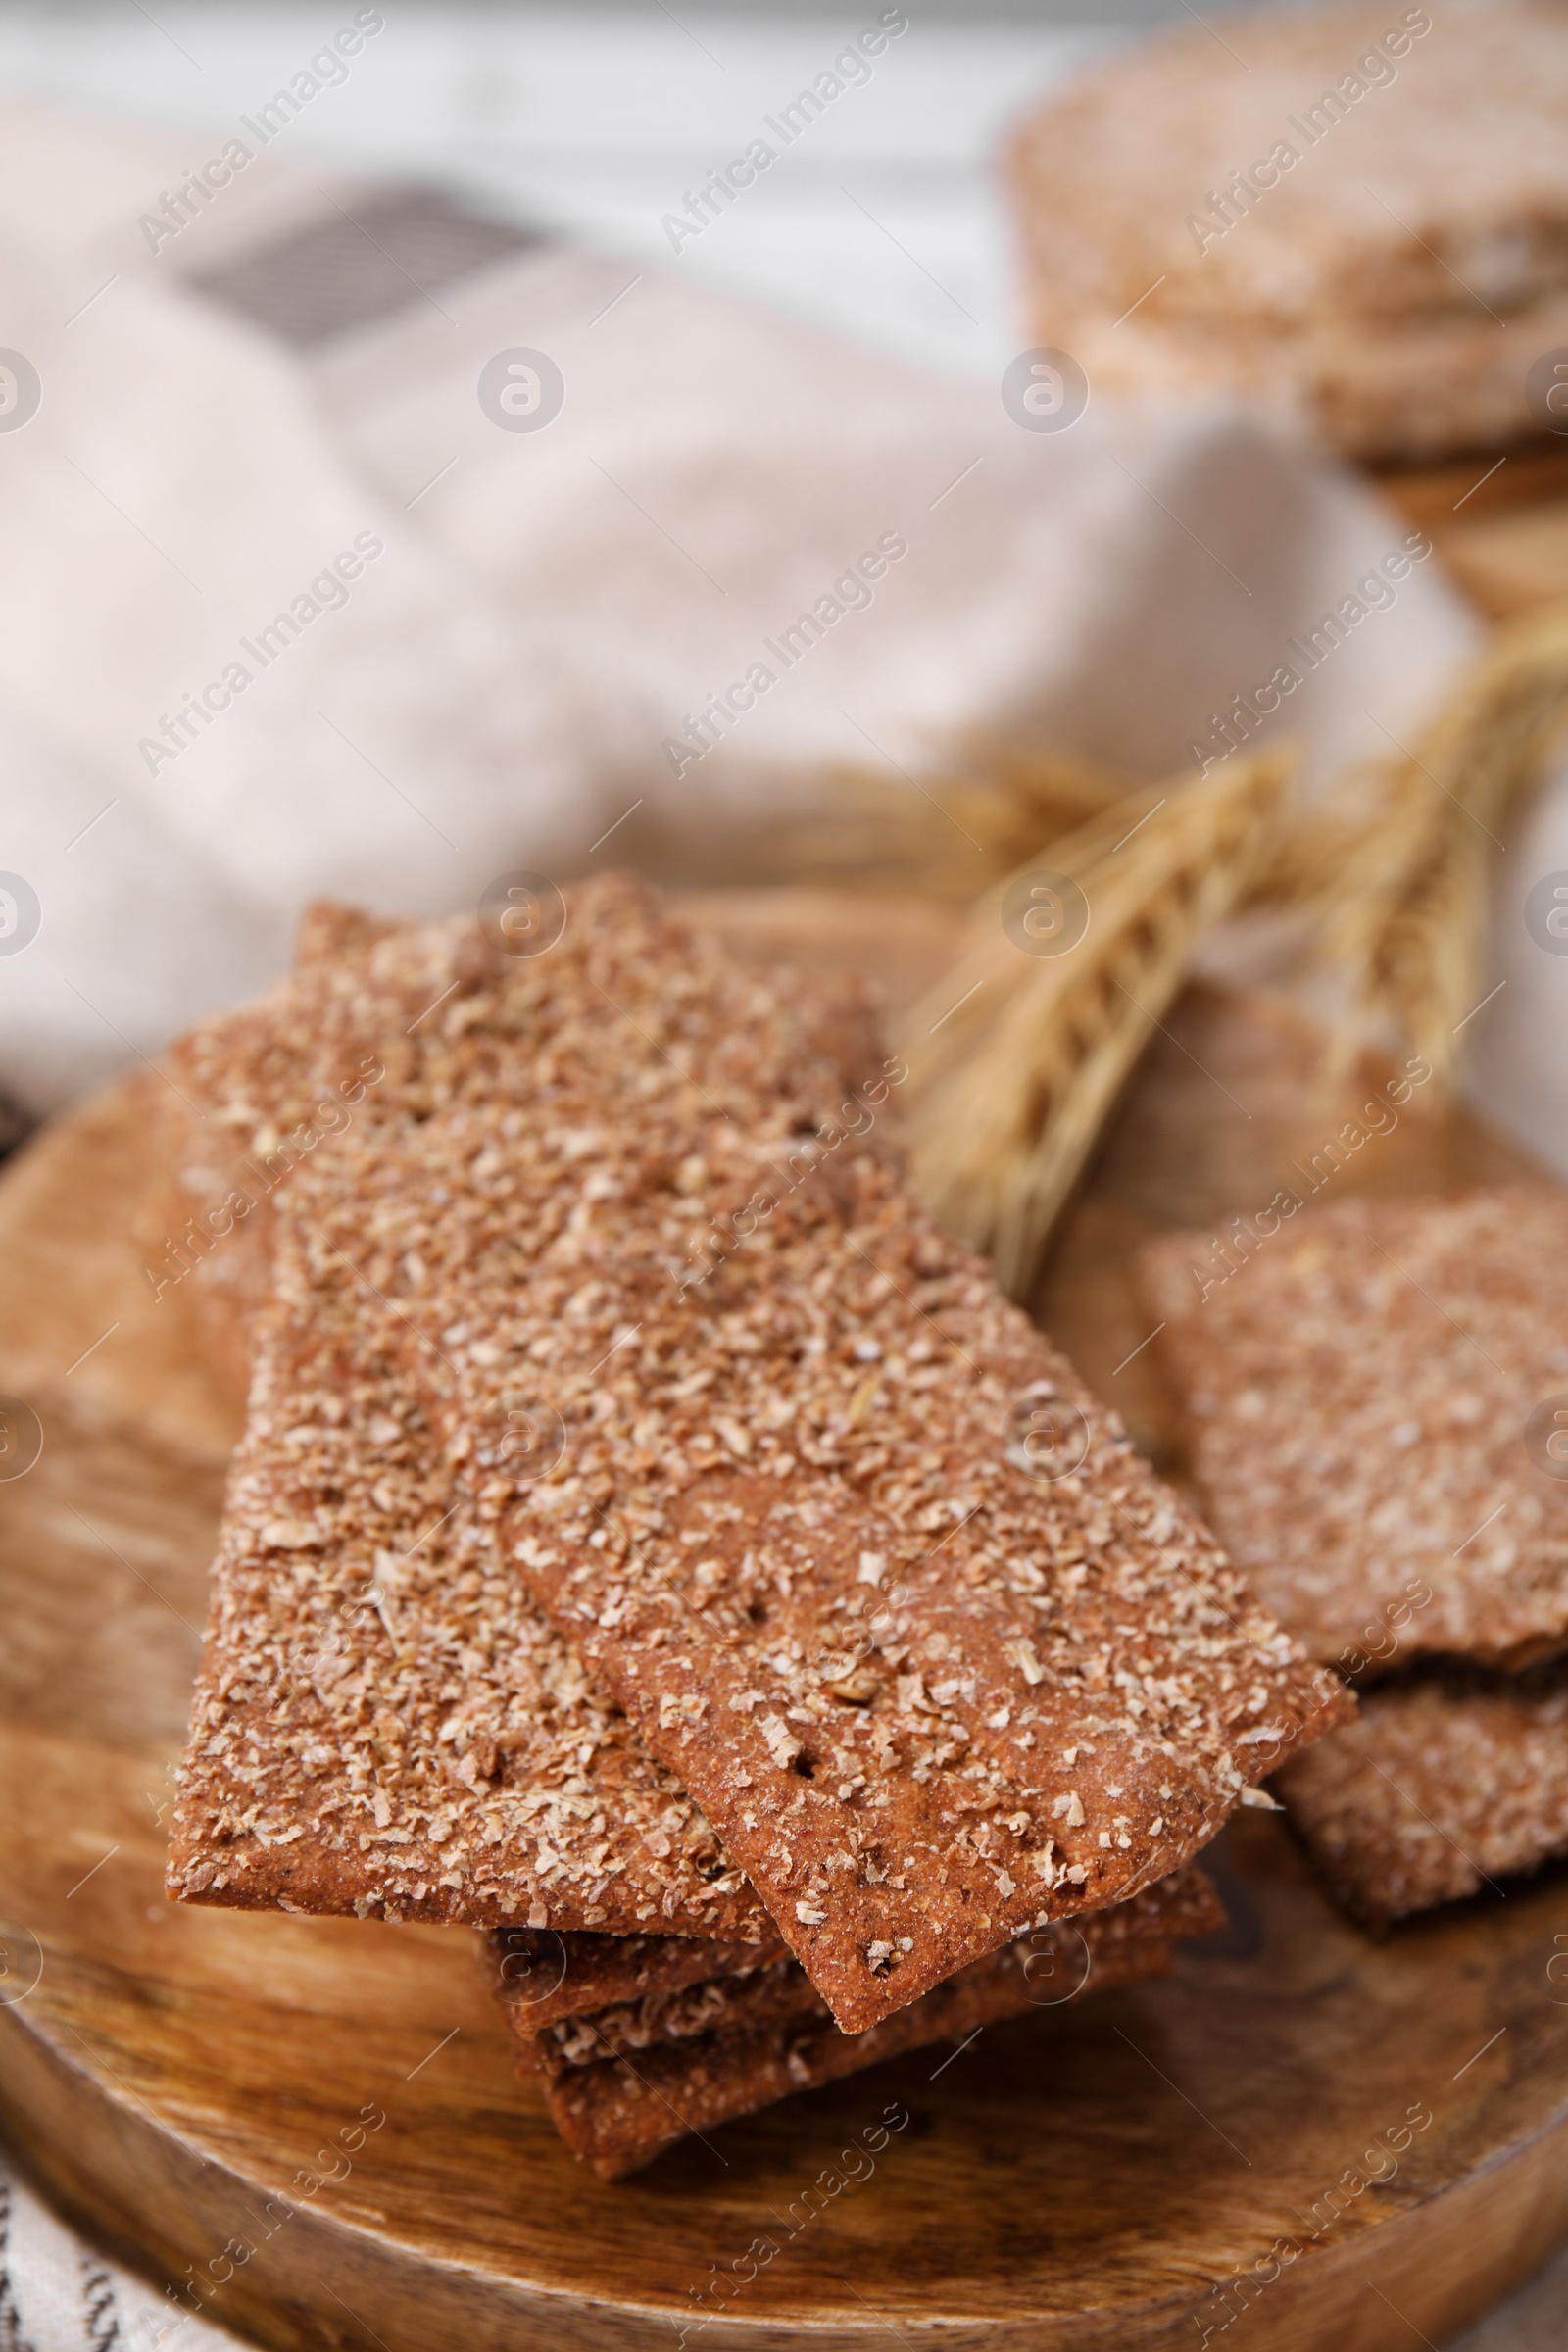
[[896, 748, 1292, 1299], [1301, 603, 1568, 1074]]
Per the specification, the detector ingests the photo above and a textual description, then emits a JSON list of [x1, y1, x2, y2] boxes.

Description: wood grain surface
[[2, 891, 1568, 2352]]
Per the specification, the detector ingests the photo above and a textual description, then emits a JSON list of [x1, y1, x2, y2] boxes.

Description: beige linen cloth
[[0, 98, 1566, 2352]]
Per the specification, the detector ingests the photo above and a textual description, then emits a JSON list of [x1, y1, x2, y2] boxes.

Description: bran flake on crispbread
[[1277, 1660, 1568, 1925], [1141, 1188, 1568, 1674], [280, 874, 1345, 2032]]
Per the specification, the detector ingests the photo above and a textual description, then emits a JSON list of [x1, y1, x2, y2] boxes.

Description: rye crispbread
[[525, 1870, 1224, 2178], [1141, 1189, 1568, 1674], [538, 1953, 824, 2075], [1005, 1, 1568, 460], [491, 1926, 790, 2037], [165, 1221, 773, 1937], [276, 876, 1345, 2032], [153, 898, 883, 1394], [520, 1862, 1222, 2070], [162, 905, 877, 1940], [540, 1944, 1172, 2178], [1276, 1661, 1568, 1925]]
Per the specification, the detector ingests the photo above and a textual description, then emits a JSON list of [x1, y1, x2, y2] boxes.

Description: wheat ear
[[897, 747, 1292, 1298], [1302, 602, 1568, 1071]]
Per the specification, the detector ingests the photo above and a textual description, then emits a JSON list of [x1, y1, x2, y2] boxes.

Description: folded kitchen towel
[[1, 2148, 240, 2352], [0, 97, 1494, 1124]]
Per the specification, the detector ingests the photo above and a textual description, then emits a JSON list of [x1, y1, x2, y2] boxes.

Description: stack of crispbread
[[161, 880, 1346, 2174], [1142, 1189, 1568, 1926], [1006, 1, 1568, 462]]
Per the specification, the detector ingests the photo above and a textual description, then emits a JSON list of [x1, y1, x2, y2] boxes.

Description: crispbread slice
[[523, 1862, 1221, 2071], [1035, 293, 1568, 473], [1276, 1661, 1568, 1926], [1004, 1, 1568, 460], [490, 1927, 791, 2038], [527, 1871, 1223, 2178], [1141, 1189, 1568, 1674], [536, 1952, 824, 2076], [166, 1231, 772, 1938], [162, 903, 878, 1940], [542, 1949, 1168, 2179], [1007, 1, 1568, 334], [282, 876, 1345, 2031]]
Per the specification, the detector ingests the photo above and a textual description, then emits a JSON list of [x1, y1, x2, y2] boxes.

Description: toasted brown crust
[[537, 1953, 828, 2075], [146, 907, 410, 1402], [1277, 1661, 1568, 1926], [1141, 1190, 1568, 1675], [548, 1940, 1174, 2179], [1021, 294, 1568, 470], [532, 1871, 1223, 2178], [272, 878, 1344, 2032]]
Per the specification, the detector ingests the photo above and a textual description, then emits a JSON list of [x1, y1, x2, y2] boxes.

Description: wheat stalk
[[896, 748, 1292, 1298], [736, 607, 1568, 1291], [1301, 602, 1568, 1071], [760, 607, 1568, 1078]]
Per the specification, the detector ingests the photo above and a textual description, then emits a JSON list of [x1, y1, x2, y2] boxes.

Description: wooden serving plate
[[3, 892, 1568, 2352]]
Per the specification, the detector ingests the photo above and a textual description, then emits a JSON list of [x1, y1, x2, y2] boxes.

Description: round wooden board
[[3, 891, 1568, 2352]]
